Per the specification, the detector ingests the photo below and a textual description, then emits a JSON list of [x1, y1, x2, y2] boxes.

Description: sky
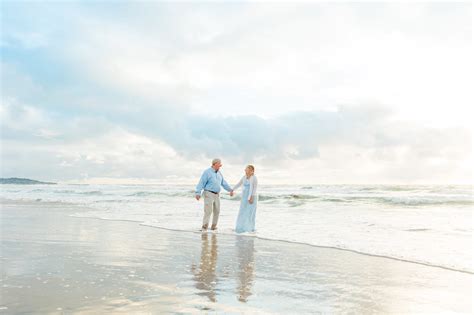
[[1, 1, 472, 185]]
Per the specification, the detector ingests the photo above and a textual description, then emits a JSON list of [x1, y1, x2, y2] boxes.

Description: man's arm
[[195, 170, 208, 197], [221, 174, 233, 192]]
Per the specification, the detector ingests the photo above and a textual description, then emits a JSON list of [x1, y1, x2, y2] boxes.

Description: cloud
[[0, 2, 472, 183], [48, 1, 472, 123], [1, 96, 471, 184]]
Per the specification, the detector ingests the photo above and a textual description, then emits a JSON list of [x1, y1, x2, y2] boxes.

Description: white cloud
[[52, 2, 472, 125], [1, 2, 472, 184], [1, 97, 471, 184]]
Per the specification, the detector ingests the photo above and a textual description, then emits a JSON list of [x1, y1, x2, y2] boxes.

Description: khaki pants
[[202, 191, 220, 227]]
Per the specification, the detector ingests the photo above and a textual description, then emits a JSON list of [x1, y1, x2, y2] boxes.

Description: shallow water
[[1, 183, 473, 273], [1, 201, 472, 313]]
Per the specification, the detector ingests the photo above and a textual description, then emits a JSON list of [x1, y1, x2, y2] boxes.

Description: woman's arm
[[248, 176, 258, 201], [232, 176, 244, 191]]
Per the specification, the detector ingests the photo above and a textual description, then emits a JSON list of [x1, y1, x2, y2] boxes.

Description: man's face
[[213, 162, 222, 171]]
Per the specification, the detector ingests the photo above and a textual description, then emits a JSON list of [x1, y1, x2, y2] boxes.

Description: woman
[[232, 165, 258, 233]]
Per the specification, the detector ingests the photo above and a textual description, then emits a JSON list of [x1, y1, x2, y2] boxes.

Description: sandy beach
[[0, 200, 472, 314]]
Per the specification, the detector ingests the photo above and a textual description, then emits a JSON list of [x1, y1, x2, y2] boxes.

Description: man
[[195, 158, 234, 231]]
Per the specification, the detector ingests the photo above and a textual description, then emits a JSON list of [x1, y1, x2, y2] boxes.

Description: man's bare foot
[[201, 224, 208, 231], [211, 224, 217, 230]]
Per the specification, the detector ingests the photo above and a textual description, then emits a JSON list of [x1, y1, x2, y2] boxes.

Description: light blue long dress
[[233, 175, 258, 233]]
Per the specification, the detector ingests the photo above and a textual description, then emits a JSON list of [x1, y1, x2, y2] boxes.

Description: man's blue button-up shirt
[[195, 167, 232, 195]]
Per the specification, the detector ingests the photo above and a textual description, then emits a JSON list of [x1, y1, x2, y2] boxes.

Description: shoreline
[[3, 197, 473, 275], [1, 200, 473, 313], [138, 222, 474, 275]]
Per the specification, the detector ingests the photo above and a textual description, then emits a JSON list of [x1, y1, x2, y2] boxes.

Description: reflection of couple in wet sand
[[191, 233, 255, 303], [195, 158, 258, 233], [191, 233, 218, 302]]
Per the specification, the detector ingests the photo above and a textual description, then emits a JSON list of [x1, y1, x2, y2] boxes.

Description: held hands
[[249, 196, 254, 204], [230, 190, 234, 197], [195, 195, 201, 201]]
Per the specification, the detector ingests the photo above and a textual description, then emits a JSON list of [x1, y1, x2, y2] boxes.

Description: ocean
[[1, 183, 472, 273]]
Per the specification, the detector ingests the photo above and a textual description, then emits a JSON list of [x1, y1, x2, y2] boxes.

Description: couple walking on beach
[[195, 158, 258, 233]]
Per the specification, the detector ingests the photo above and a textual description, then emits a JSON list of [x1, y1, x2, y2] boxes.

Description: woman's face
[[245, 167, 253, 177]]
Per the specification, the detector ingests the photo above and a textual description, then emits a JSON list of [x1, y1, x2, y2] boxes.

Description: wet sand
[[0, 200, 472, 314]]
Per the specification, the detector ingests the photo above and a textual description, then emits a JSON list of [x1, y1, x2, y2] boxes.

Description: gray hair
[[211, 158, 221, 165]]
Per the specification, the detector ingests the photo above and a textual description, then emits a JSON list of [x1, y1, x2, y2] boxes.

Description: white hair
[[211, 158, 221, 165]]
